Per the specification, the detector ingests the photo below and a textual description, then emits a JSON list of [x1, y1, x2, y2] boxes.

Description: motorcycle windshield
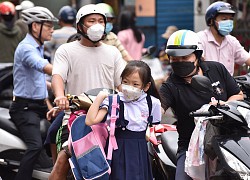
[[237, 106, 250, 128], [215, 136, 250, 168]]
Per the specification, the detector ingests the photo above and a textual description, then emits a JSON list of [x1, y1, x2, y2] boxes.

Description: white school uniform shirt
[[102, 92, 161, 132]]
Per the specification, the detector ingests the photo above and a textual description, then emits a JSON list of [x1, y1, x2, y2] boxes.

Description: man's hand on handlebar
[[54, 96, 69, 110]]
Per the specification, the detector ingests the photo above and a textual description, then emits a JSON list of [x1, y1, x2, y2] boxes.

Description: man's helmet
[[22, 6, 58, 24], [0, 1, 15, 16], [58, 5, 76, 23], [96, 3, 115, 18], [165, 29, 203, 58], [205, 1, 235, 26], [15, 0, 34, 11], [76, 4, 106, 25]]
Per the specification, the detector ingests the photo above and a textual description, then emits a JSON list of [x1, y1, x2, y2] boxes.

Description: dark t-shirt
[[159, 61, 240, 152]]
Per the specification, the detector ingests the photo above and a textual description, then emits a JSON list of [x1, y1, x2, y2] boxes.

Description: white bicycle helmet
[[76, 4, 106, 24], [15, 0, 34, 11], [165, 30, 203, 58], [22, 6, 58, 24]]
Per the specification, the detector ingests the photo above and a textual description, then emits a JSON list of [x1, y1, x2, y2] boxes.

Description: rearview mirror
[[190, 75, 213, 93]]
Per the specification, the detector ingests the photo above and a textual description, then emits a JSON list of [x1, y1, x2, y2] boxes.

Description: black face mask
[[171, 61, 197, 77]]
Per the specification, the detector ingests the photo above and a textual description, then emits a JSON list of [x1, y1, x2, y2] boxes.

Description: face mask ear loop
[[213, 19, 225, 37], [78, 23, 100, 44]]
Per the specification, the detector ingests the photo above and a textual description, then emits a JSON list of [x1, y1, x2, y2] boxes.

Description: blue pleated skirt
[[110, 128, 153, 180]]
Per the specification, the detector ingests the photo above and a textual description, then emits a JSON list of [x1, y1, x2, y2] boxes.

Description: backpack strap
[[146, 94, 153, 127], [107, 94, 119, 160], [116, 100, 129, 129]]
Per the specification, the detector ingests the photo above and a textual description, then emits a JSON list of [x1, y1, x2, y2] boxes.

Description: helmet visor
[[217, 4, 236, 14], [166, 45, 197, 57]]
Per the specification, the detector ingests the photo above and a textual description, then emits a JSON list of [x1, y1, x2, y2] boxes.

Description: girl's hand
[[47, 108, 61, 121], [97, 90, 109, 100]]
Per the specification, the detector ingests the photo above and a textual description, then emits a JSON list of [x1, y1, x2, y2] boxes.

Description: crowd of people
[[1, 0, 250, 180]]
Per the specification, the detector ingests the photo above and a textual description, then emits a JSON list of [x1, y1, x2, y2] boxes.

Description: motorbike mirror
[[85, 88, 117, 96], [147, 46, 156, 56], [85, 88, 117, 102], [190, 75, 213, 93], [142, 46, 157, 58]]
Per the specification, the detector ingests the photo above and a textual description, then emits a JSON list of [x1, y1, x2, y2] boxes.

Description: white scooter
[[0, 107, 53, 180]]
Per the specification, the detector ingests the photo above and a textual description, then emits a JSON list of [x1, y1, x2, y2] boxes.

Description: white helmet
[[76, 4, 106, 24], [165, 29, 203, 58], [16, 0, 34, 11], [21, 6, 58, 24]]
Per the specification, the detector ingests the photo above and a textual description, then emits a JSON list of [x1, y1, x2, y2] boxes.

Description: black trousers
[[9, 98, 47, 180]]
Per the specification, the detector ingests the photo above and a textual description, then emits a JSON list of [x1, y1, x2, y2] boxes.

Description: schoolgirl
[[86, 60, 161, 180]]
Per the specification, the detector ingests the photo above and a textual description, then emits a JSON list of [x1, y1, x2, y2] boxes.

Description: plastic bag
[[185, 104, 209, 180]]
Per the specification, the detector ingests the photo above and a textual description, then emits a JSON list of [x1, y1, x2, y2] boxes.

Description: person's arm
[[210, 62, 244, 105], [85, 91, 108, 126], [210, 91, 244, 106], [159, 82, 173, 113], [244, 57, 250, 67], [43, 63, 53, 75], [123, 53, 133, 62], [113, 33, 133, 62], [51, 74, 69, 110], [227, 91, 244, 101], [115, 37, 133, 62]]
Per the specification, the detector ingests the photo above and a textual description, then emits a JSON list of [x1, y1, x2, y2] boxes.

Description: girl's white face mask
[[86, 23, 105, 42], [121, 84, 143, 101]]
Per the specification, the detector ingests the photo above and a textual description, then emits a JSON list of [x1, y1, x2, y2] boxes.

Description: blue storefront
[[136, 0, 194, 49]]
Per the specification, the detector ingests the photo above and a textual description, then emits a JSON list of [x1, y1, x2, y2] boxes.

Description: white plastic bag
[[185, 104, 210, 180]]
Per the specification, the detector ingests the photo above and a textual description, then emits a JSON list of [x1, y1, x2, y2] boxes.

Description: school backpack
[[68, 94, 154, 180], [68, 94, 120, 180]]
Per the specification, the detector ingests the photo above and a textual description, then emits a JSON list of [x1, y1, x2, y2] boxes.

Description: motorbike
[[189, 75, 250, 179], [234, 73, 250, 102], [0, 107, 52, 180], [147, 124, 178, 180]]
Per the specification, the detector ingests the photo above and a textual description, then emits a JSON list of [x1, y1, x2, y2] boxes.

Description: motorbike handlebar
[[189, 110, 215, 117]]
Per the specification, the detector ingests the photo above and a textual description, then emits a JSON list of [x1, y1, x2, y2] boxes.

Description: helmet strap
[[30, 22, 44, 45]]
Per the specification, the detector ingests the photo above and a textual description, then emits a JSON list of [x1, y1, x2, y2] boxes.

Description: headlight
[[220, 147, 250, 179]]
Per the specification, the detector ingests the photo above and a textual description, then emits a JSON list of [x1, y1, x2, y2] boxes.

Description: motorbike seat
[[161, 131, 178, 165], [0, 107, 20, 137]]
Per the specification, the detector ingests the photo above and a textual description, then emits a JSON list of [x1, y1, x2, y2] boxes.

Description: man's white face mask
[[86, 23, 104, 42]]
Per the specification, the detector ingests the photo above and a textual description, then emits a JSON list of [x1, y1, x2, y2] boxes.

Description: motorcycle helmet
[[22, 6, 58, 24], [15, 0, 34, 11], [58, 5, 76, 23], [96, 3, 115, 19], [76, 4, 106, 25], [205, 1, 235, 26], [165, 29, 203, 59], [0, 1, 15, 16]]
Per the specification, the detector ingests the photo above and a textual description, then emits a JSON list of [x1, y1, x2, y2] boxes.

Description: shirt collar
[[25, 33, 44, 49], [207, 28, 228, 47], [207, 28, 217, 43]]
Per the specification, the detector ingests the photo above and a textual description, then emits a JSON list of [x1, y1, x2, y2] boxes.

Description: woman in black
[[159, 29, 243, 180]]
